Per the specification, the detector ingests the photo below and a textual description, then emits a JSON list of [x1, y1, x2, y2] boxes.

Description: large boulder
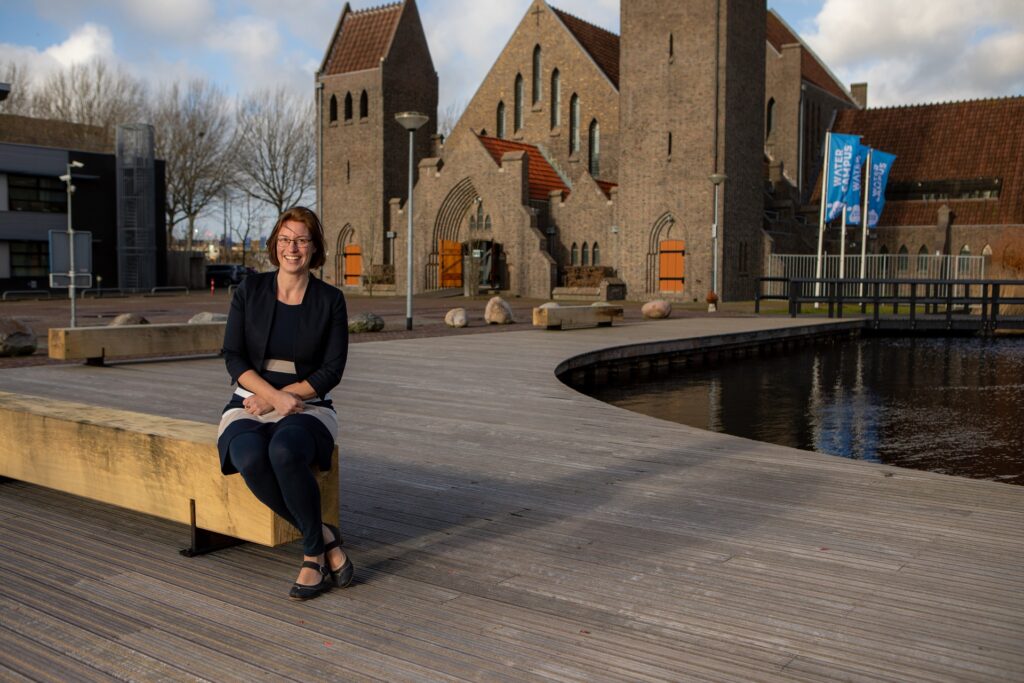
[[189, 312, 228, 324], [641, 299, 672, 319], [484, 296, 514, 325], [109, 313, 149, 326], [445, 308, 468, 328], [348, 312, 385, 333], [0, 317, 38, 357]]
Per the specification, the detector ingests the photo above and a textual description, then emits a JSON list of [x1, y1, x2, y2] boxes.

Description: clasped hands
[[243, 390, 305, 416]]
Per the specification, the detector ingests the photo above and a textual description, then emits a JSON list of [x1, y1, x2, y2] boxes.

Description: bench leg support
[[180, 499, 246, 557]]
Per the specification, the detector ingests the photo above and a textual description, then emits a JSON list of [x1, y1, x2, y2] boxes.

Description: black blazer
[[221, 271, 349, 399]]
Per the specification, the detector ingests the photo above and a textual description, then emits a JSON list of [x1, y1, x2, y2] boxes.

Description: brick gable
[[550, 6, 620, 88], [478, 134, 570, 201], [321, 3, 403, 75]]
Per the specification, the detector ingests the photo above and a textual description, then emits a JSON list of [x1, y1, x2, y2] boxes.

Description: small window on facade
[[669, 33, 674, 58], [359, 90, 368, 118], [588, 119, 600, 177], [569, 93, 580, 154], [532, 45, 542, 105], [514, 73, 524, 131], [766, 98, 775, 140], [592, 242, 600, 266], [344, 93, 353, 121], [346, 161, 350, 184], [571, 242, 578, 266], [550, 69, 560, 129], [581, 242, 589, 266], [917, 245, 929, 272], [958, 244, 971, 272], [485, 215, 491, 230], [898, 245, 909, 271], [496, 101, 506, 139], [329, 94, 338, 123]]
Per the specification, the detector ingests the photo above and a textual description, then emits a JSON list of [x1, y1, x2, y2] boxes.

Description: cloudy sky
[[1, 0, 1022, 113]]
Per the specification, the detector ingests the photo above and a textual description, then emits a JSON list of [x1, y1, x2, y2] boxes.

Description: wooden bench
[[49, 322, 226, 365], [0, 390, 338, 555], [533, 304, 624, 330]]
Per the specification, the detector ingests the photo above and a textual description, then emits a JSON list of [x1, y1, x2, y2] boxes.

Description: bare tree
[[151, 79, 235, 253], [229, 188, 273, 267], [233, 87, 315, 216], [437, 99, 467, 139], [0, 60, 35, 116], [32, 59, 146, 130]]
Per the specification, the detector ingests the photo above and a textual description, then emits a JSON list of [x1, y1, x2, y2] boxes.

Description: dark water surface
[[587, 337, 1024, 485]]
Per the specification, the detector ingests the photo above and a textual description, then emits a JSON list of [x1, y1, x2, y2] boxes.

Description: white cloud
[[206, 15, 281, 62], [804, 0, 1024, 105], [44, 23, 116, 67], [117, 0, 215, 36]]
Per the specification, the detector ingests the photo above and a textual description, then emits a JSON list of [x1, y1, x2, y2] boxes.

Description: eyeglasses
[[278, 237, 313, 248]]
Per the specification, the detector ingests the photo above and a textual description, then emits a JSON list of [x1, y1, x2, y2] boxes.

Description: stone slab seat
[[532, 305, 624, 330], [49, 322, 227, 365], [0, 390, 338, 553]]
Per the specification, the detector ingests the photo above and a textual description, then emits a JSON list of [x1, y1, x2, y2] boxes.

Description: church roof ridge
[[863, 94, 1024, 111], [350, 1, 401, 14], [548, 3, 620, 88], [319, 1, 405, 76]]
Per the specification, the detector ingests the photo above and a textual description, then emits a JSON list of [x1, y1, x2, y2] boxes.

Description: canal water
[[587, 337, 1024, 485]]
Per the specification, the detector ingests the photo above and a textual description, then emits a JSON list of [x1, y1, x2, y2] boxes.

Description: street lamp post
[[709, 172, 727, 307], [60, 160, 85, 327], [394, 111, 429, 331]]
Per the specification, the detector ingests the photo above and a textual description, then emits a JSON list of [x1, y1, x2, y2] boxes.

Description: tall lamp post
[[59, 160, 85, 327], [709, 172, 727, 306], [394, 111, 429, 331]]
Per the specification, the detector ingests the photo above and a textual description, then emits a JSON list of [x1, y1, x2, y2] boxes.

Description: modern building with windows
[[0, 114, 168, 292]]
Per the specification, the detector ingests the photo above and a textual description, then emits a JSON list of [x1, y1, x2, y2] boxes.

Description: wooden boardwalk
[[1, 316, 1022, 682]]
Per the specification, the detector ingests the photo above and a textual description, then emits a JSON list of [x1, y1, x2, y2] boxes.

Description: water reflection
[[588, 337, 1024, 485]]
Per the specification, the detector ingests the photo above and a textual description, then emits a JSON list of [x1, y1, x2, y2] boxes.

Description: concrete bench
[[49, 322, 226, 365], [532, 304, 624, 330], [0, 390, 339, 555]]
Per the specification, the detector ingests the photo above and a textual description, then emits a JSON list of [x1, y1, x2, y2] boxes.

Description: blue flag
[[866, 150, 896, 228], [843, 145, 868, 225], [825, 133, 861, 222]]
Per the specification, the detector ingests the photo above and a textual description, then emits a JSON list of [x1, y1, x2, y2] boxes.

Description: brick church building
[[316, 0, 1024, 301]]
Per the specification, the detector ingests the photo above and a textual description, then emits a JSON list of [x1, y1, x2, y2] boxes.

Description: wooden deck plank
[[1, 317, 1022, 681]]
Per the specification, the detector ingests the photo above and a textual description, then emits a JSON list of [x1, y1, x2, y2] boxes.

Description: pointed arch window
[[588, 119, 600, 176], [329, 94, 338, 123], [571, 242, 579, 266], [569, 93, 580, 155], [958, 244, 971, 272], [514, 73, 524, 131], [344, 92, 353, 121], [917, 245, 929, 272], [592, 242, 600, 266], [581, 242, 590, 266], [359, 90, 368, 118], [898, 245, 909, 272], [669, 34, 674, 58], [532, 45, 542, 105], [496, 101, 506, 139], [550, 69, 560, 129], [766, 98, 775, 140]]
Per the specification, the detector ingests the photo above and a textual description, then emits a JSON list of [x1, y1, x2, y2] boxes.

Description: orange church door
[[342, 245, 362, 286], [658, 240, 685, 292], [439, 240, 463, 288]]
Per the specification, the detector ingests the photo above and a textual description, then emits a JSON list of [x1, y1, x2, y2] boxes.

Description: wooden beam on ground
[[532, 305, 624, 330], [48, 322, 226, 364], [0, 390, 337, 546]]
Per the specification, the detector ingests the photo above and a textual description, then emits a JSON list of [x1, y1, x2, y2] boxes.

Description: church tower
[[617, 0, 765, 301], [317, 0, 437, 288]]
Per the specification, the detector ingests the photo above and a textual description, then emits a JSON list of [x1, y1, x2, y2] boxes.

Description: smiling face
[[276, 219, 315, 276]]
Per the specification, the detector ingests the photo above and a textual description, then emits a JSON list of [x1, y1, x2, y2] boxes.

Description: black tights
[[228, 425, 324, 556]]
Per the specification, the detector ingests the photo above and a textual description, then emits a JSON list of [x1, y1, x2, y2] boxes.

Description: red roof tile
[[322, 3, 402, 75], [477, 134, 570, 201], [830, 97, 1024, 226], [595, 179, 617, 199], [551, 6, 619, 88], [766, 11, 853, 105]]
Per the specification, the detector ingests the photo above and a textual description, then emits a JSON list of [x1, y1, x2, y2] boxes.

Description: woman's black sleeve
[[306, 289, 349, 399], [221, 280, 254, 384]]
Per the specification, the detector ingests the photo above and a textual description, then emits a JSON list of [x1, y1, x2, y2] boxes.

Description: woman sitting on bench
[[218, 206, 351, 601]]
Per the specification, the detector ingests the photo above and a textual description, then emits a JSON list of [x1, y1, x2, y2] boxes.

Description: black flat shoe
[[288, 560, 331, 601], [323, 524, 352, 588]]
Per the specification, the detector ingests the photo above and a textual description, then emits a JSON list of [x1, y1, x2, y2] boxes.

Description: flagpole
[[858, 148, 872, 297], [814, 130, 832, 306], [839, 206, 847, 279]]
